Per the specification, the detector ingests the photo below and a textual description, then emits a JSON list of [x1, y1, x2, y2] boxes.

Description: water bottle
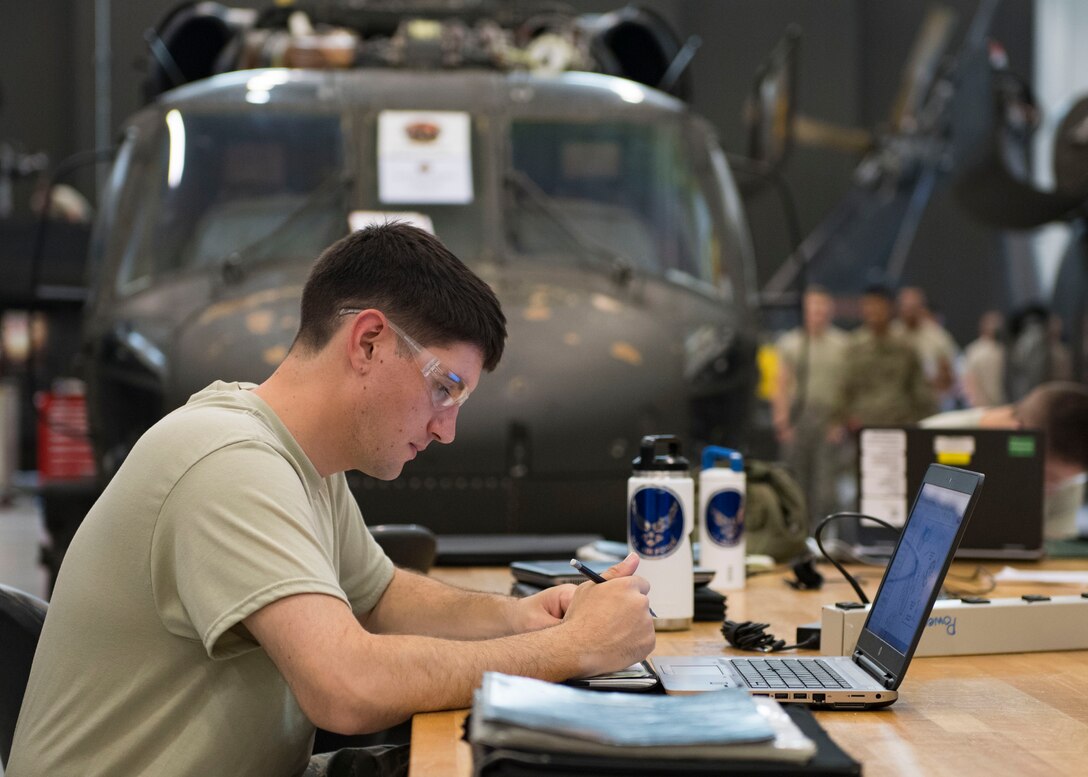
[[699, 446, 746, 591], [627, 435, 694, 631]]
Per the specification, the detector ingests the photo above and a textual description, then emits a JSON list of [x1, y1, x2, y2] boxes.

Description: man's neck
[[254, 353, 344, 478]]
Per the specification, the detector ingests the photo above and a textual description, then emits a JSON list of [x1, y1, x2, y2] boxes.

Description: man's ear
[[345, 309, 388, 375]]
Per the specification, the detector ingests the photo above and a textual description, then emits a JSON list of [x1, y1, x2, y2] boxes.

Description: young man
[[8, 224, 655, 777]]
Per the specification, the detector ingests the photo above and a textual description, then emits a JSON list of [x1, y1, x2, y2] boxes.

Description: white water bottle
[[627, 435, 694, 631], [699, 446, 746, 591]]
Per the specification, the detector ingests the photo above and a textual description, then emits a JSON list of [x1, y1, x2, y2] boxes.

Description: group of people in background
[[770, 284, 1088, 536]]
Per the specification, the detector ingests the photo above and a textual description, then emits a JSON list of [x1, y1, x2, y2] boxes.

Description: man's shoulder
[[134, 383, 289, 474], [157, 387, 266, 441]]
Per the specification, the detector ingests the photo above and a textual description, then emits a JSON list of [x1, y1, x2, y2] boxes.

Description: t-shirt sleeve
[[328, 475, 395, 617], [151, 441, 352, 659]]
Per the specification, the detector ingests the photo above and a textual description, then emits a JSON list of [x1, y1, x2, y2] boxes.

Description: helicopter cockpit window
[[115, 110, 345, 293], [506, 120, 718, 286]]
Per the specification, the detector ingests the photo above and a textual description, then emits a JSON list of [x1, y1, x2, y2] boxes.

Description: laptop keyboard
[[733, 658, 851, 689]]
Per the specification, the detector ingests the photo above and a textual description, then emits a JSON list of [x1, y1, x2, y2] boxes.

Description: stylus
[[569, 558, 658, 618]]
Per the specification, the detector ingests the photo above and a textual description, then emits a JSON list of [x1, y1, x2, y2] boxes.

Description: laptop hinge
[[854, 650, 896, 689]]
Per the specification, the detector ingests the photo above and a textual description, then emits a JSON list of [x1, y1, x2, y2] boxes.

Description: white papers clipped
[[859, 428, 908, 526], [378, 110, 473, 204]]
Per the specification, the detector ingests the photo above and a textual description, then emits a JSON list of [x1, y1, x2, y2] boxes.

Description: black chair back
[[0, 585, 47, 766]]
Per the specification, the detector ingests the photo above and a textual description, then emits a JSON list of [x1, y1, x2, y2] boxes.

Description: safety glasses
[[338, 309, 469, 408]]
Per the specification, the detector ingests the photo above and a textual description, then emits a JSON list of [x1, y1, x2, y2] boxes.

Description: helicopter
[[44, 0, 761, 580]]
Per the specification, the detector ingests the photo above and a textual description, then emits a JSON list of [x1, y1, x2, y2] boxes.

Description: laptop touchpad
[[669, 664, 725, 676]]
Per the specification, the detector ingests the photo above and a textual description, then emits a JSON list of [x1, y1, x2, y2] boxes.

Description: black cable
[[813, 512, 899, 604], [721, 618, 819, 653], [719, 511, 897, 653]]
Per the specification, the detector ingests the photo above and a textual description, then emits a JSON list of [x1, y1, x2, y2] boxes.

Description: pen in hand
[[569, 558, 657, 618]]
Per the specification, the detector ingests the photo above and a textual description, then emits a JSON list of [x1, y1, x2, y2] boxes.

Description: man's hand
[[509, 584, 577, 632], [559, 552, 655, 677], [507, 553, 645, 632]]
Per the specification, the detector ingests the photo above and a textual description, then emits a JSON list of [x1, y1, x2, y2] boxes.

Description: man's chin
[[353, 463, 405, 481]]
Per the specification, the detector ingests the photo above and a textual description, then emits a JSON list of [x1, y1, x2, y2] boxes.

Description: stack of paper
[[564, 662, 659, 690], [470, 672, 816, 763]]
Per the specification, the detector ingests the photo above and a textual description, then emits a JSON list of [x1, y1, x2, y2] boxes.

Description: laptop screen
[[863, 483, 971, 653], [853, 464, 983, 688]]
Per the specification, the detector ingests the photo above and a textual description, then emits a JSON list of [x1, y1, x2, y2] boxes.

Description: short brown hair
[[1019, 382, 1088, 470], [294, 222, 506, 371]]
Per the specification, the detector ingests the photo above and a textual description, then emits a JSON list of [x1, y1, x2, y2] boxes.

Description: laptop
[[653, 464, 984, 710], [857, 427, 1044, 559]]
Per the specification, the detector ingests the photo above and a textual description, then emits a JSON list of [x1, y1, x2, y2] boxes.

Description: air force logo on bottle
[[629, 487, 685, 558], [706, 489, 744, 547]]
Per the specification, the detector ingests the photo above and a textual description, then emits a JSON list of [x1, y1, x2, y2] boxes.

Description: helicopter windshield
[[108, 106, 730, 295], [113, 109, 346, 293], [505, 119, 720, 286]]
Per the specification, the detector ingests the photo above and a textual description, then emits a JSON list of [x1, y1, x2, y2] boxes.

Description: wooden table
[[410, 560, 1088, 777]]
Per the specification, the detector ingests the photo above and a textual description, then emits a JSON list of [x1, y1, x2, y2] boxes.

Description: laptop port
[[774, 693, 788, 699], [793, 693, 806, 700], [812, 693, 826, 703]]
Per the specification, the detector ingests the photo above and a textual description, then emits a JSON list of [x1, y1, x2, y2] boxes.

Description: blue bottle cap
[[701, 445, 744, 472]]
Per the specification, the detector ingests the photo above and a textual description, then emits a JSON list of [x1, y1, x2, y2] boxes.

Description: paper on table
[[565, 662, 659, 690], [994, 566, 1088, 585]]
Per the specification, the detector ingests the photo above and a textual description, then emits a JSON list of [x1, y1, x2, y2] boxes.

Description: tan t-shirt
[[775, 326, 850, 412], [7, 381, 394, 777]]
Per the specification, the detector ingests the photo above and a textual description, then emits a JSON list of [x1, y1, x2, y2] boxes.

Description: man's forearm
[[248, 574, 654, 736], [335, 625, 585, 732], [363, 568, 519, 639]]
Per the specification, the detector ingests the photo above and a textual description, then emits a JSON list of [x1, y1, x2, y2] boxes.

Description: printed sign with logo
[[377, 110, 473, 204], [706, 489, 744, 547], [629, 487, 685, 558]]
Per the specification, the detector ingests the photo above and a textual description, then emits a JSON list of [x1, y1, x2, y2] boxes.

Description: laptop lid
[[858, 427, 1043, 558], [852, 464, 984, 689]]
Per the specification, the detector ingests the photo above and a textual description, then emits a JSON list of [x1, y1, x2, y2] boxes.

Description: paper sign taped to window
[[378, 111, 473, 204]]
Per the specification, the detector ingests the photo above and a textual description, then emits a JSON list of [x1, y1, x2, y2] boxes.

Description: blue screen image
[[864, 483, 970, 654]]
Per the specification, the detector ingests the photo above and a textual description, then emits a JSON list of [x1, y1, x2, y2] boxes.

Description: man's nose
[[428, 407, 458, 444]]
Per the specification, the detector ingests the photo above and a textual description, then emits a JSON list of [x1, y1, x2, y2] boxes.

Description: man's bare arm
[[361, 561, 595, 638], [243, 568, 653, 735]]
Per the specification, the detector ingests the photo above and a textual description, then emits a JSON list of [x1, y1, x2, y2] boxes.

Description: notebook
[[653, 464, 984, 709], [856, 427, 1043, 559]]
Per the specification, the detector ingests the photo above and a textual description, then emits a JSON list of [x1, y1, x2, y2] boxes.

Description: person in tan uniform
[[772, 286, 850, 521], [7, 224, 655, 777], [891, 286, 959, 408], [962, 310, 1006, 408]]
